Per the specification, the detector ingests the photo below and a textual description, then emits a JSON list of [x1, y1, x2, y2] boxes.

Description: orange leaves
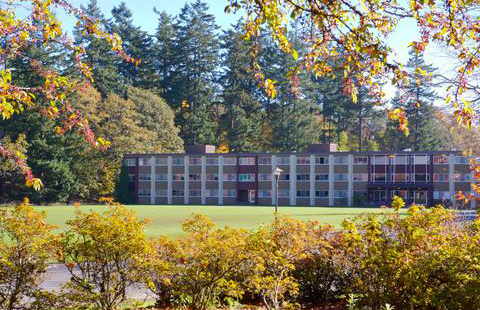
[[388, 108, 410, 136]]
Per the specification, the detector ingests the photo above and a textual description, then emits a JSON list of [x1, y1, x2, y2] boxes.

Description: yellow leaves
[[25, 178, 43, 191], [388, 108, 410, 136], [181, 100, 189, 108], [292, 49, 298, 60], [96, 138, 111, 148], [391, 195, 406, 211], [263, 78, 277, 99]]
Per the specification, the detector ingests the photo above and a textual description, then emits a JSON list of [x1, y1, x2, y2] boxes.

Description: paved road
[[40, 264, 155, 301]]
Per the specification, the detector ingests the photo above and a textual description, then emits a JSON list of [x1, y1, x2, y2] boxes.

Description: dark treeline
[[0, 0, 469, 203]]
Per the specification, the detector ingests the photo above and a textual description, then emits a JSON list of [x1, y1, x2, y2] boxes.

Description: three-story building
[[124, 144, 473, 207]]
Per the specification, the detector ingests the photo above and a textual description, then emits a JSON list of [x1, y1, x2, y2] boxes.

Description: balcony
[[368, 182, 432, 189]]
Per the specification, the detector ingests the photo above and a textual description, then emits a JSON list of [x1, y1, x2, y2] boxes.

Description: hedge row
[[1, 197, 479, 310]]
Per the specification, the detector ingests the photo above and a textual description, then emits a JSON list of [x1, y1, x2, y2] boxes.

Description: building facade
[[123, 144, 473, 207]]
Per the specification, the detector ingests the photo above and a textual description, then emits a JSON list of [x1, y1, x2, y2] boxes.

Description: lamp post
[[273, 167, 283, 216]]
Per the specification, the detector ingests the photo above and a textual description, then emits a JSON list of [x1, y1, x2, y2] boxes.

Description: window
[[354, 156, 368, 164], [334, 156, 347, 164], [125, 158, 136, 166], [239, 174, 255, 182], [172, 174, 184, 181], [279, 173, 290, 181], [278, 189, 290, 197], [315, 191, 328, 198], [189, 190, 201, 197], [315, 174, 329, 181], [296, 156, 310, 165], [296, 190, 310, 197], [206, 189, 218, 197], [296, 174, 310, 181], [189, 174, 200, 181], [128, 174, 135, 182], [455, 156, 468, 164], [259, 190, 272, 198], [277, 156, 290, 165], [433, 155, 448, 164], [259, 173, 272, 181], [334, 190, 348, 198], [223, 173, 237, 181], [315, 156, 328, 165], [454, 173, 472, 182], [391, 173, 409, 182], [372, 155, 387, 165], [413, 173, 429, 182], [172, 189, 184, 197], [413, 155, 430, 164], [334, 173, 348, 181], [206, 173, 219, 181], [392, 155, 408, 165], [172, 157, 184, 166], [353, 173, 368, 181], [433, 173, 449, 182], [139, 158, 151, 166], [189, 157, 201, 165], [206, 157, 218, 165], [259, 157, 272, 165], [138, 189, 151, 197], [223, 189, 236, 197], [239, 157, 255, 165], [155, 157, 167, 166], [223, 157, 236, 165], [138, 174, 151, 182], [372, 173, 386, 182], [156, 189, 167, 197], [433, 191, 451, 199]]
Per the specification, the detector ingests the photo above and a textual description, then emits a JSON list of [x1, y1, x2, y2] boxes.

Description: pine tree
[[171, 0, 220, 145], [386, 49, 444, 151], [109, 2, 156, 89], [220, 23, 264, 152], [74, 0, 124, 97]]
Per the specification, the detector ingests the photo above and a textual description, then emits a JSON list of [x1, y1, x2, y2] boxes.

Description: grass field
[[34, 205, 400, 237]]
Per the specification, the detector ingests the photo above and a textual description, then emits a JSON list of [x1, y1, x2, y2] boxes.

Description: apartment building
[[123, 144, 474, 207]]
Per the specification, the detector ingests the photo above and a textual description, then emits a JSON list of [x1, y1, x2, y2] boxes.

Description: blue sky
[[55, 0, 450, 98]]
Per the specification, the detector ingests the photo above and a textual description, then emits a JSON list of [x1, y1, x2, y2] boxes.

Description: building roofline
[[123, 150, 465, 157]]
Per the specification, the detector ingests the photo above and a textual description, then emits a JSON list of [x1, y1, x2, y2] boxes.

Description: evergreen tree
[[220, 23, 264, 152], [385, 49, 444, 151], [74, 0, 124, 97], [115, 166, 133, 204], [109, 2, 156, 89], [152, 10, 178, 100], [171, 0, 220, 145]]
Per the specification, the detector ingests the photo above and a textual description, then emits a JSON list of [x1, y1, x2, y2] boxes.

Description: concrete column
[[310, 155, 315, 206], [290, 155, 296, 206], [328, 154, 334, 206], [184, 156, 189, 205], [167, 156, 172, 204], [150, 156, 155, 204], [219, 156, 224, 205], [271, 155, 277, 205], [449, 154, 454, 202], [348, 154, 353, 206], [201, 156, 206, 205]]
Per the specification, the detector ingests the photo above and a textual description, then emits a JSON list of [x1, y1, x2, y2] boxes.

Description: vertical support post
[[167, 156, 172, 204], [449, 154, 454, 203], [310, 155, 315, 206], [328, 154, 334, 206], [219, 156, 224, 205], [201, 155, 206, 205], [290, 155, 296, 206], [150, 156, 155, 204], [184, 156, 189, 205], [271, 155, 277, 205], [348, 154, 353, 207]]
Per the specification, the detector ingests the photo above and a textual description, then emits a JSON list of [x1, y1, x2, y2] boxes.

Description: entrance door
[[238, 190, 249, 203]]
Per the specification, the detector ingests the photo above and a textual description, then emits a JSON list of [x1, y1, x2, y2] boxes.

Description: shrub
[[353, 193, 366, 207], [245, 216, 318, 310], [58, 202, 149, 310], [341, 202, 480, 310], [0, 198, 57, 310], [140, 214, 249, 310]]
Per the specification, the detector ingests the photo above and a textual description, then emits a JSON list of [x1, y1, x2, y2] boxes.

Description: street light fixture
[[273, 167, 283, 216]]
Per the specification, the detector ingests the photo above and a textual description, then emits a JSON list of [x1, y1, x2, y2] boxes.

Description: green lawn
[[35, 205, 395, 237]]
